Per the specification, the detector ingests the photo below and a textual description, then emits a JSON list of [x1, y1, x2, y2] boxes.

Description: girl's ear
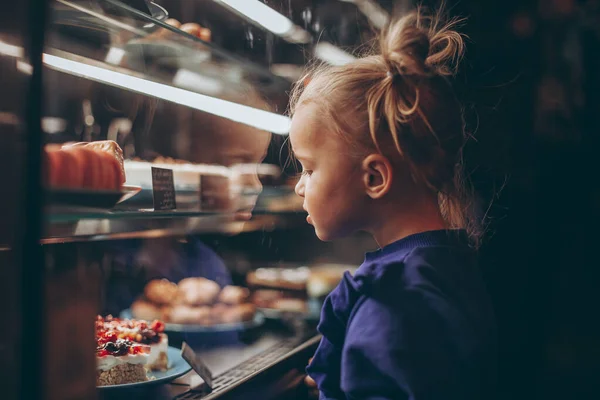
[[362, 154, 393, 199]]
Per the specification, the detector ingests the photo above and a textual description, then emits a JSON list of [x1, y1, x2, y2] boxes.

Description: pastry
[[220, 304, 256, 324], [180, 23, 202, 37], [251, 290, 307, 312], [95, 331, 150, 386], [45, 145, 83, 189], [271, 298, 307, 313], [44, 141, 125, 191], [66, 147, 107, 190], [96, 340, 149, 386], [96, 315, 169, 372], [218, 285, 250, 305], [307, 269, 346, 298], [179, 23, 211, 41], [167, 305, 212, 325], [251, 289, 284, 308], [97, 150, 125, 190], [79, 140, 125, 184], [247, 267, 310, 291], [136, 278, 257, 326], [210, 303, 230, 324], [199, 28, 211, 42], [63, 140, 125, 185], [178, 277, 220, 306], [130, 299, 163, 322], [164, 18, 181, 29], [148, 18, 181, 40], [144, 279, 180, 305]]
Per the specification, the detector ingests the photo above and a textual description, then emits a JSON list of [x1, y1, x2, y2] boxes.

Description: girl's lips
[[307, 215, 313, 224]]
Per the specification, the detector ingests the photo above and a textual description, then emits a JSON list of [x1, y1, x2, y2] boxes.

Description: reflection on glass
[[103, 87, 275, 348], [140, 88, 274, 219]]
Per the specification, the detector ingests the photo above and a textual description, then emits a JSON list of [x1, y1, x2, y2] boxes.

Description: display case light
[[215, 0, 311, 44], [314, 42, 357, 66], [340, 0, 389, 29], [173, 69, 223, 96], [0, 40, 24, 58], [1, 41, 291, 134], [42, 54, 291, 135]]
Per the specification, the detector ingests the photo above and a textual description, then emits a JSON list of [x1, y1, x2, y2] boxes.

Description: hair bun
[[380, 8, 465, 77]]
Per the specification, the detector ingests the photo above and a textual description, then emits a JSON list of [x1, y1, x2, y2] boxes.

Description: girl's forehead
[[290, 104, 327, 148]]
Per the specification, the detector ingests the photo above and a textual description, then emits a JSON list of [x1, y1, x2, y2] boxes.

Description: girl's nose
[[295, 175, 305, 197]]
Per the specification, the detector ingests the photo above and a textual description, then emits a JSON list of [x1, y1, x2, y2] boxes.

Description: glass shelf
[[47, 0, 292, 112], [43, 208, 307, 244]]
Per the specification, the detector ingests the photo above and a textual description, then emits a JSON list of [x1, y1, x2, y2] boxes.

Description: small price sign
[[151, 167, 176, 211], [181, 342, 213, 391]]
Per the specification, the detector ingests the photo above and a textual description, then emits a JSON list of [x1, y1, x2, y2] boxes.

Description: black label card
[[151, 167, 176, 210], [181, 342, 213, 391]]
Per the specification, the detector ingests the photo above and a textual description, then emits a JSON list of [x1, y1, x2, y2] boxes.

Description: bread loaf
[[44, 141, 126, 191], [67, 141, 125, 185]]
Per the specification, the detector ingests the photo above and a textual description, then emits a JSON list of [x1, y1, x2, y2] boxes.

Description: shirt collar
[[364, 229, 469, 262]]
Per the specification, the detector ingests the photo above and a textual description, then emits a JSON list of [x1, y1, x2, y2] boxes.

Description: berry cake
[[96, 316, 169, 373], [96, 334, 150, 386]]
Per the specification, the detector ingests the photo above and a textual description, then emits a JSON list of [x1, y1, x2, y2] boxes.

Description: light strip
[[42, 53, 291, 135], [173, 69, 223, 95], [215, 0, 311, 44], [314, 42, 357, 66], [341, 0, 389, 29], [16, 60, 33, 75], [0, 40, 24, 58], [0, 41, 290, 133]]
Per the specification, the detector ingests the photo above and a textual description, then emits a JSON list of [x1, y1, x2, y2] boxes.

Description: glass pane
[[47, 0, 291, 114], [36, 1, 373, 397]]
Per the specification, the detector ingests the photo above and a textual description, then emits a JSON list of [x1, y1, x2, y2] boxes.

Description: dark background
[[443, 0, 600, 399]]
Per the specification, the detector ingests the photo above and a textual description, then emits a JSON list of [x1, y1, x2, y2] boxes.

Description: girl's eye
[[301, 170, 313, 177]]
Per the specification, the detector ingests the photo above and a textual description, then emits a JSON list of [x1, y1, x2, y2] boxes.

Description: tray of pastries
[[124, 278, 263, 333], [125, 18, 213, 73], [247, 264, 358, 320]]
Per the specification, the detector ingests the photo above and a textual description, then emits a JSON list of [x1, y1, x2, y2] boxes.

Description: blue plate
[[98, 346, 191, 389], [120, 308, 265, 333]]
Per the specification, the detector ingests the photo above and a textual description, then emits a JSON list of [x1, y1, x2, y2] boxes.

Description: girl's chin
[[313, 226, 337, 242], [312, 221, 352, 242]]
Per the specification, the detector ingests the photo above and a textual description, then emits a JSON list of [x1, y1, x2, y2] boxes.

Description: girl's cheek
[[306, 176, 314, 192]]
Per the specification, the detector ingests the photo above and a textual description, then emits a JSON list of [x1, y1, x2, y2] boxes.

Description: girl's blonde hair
[[289, 8, 482, 246]]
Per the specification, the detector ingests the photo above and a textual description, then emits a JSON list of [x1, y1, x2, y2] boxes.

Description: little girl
[[290, 9, 497, 400]]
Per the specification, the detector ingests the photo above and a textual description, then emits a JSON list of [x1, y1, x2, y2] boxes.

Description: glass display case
[[1, 1, 376, 399]]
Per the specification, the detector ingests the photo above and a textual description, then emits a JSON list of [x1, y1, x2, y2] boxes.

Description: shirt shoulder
[[353, 244, 476, 300]]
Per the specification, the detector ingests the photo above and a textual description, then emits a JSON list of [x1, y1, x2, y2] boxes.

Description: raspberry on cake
[[96, 316, 169, 371], [96, 336, 150, 386]]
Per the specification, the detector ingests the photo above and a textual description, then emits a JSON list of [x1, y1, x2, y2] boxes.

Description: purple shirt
[[307, 230, 497, 400]]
